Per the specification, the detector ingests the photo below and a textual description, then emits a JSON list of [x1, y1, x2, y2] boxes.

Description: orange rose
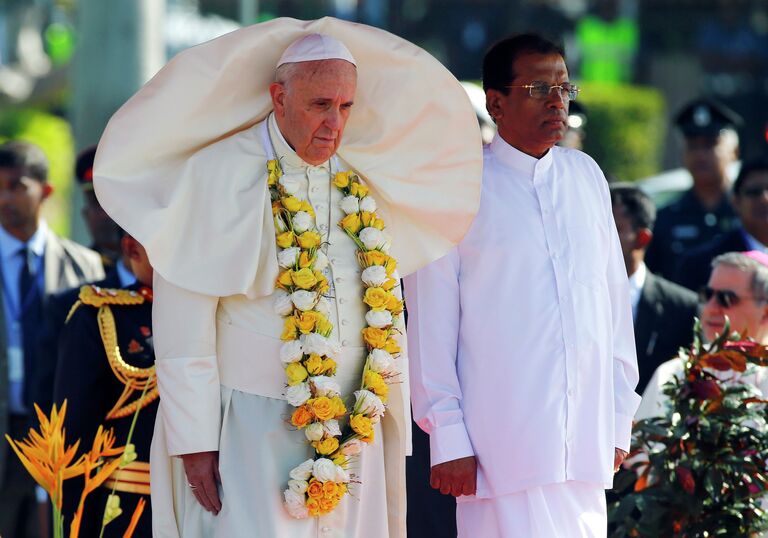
[[290, 406, 312, 428], [307, 479, 324, 499], [307, 498, 321, 516]]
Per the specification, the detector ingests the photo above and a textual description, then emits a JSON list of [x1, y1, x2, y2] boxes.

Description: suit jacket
[[634, 272, 699, 394], [673, 229, 750, 292], [0, 229, 104, 483]]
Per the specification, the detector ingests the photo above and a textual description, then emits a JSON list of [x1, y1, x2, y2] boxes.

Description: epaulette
[[79, 285, 146, 308]]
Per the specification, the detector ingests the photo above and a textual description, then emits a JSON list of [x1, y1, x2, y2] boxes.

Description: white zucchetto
[[277, 33, 356, 68]]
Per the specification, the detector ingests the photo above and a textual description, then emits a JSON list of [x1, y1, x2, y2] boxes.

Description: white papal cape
[[93, 17, 482, 538]]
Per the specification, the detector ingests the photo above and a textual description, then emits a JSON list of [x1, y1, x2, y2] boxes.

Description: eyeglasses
[[740, 185, 768, 199], [699, 286, 763, 308], [506, 82, 580, 101]]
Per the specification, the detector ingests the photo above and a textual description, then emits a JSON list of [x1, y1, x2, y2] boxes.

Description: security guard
[[53, 234, 155, 538], [645, 98, 742, 280]]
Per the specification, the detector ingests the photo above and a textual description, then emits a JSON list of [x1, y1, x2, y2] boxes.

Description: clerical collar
[[489, 133, 553, 178], [267, 113, 330, 172]]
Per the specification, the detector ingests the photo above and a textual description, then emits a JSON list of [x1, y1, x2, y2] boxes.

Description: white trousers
[[456, 481, 606, 538], [150, 386, 389, 538]]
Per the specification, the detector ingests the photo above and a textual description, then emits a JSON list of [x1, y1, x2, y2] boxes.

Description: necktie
[[18, 246, 33, 304]]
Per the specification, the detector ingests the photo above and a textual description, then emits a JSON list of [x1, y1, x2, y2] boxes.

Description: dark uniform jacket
[[634, 271, 699, 394], [645, 190, 738, 280], [53, 283, 156, 538], [673, 228, 750, 292]]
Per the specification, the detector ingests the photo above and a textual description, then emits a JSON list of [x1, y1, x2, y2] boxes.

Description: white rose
[[340, 195, 360, 215], [302, 333, 340, 357], [334, 465, 350, 483], [284, 490, 308, 519], [312, 458, 337, 482], [359, 196, 377, 213], [368, 349, 396, 374], [365, 309, 392, 329], [361, 265, 387, 286], [291, 290, 317, 311], [311, 376, 341, 397], [288, 479, 308, 495], [289, 459, 315, 481], [273, 290, 293, 316], [341, 439, 363, 456], [304, 422, 325, 442], [314, 251, 329, 272], [359, 227, 384, 250], [278, 247, 300, 268], [354, 389, 385, 421], [315, 296, 332, 317], [323, 419, 341, 437], [285, 383, 311, 406], [279, 175, 301, 195], [279, 340, 304, 364], [292, 211, 314, 234]]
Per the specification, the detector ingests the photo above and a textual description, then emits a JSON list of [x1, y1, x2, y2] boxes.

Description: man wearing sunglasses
[[405, 34, 639, 537], [675, 156, 768, 292], [638, 250, 768, 419]]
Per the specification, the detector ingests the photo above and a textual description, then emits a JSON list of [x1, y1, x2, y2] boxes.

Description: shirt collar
[[0, 220, 48, 261], [489, 133, 553, 178], [742, 229, 768, 252], [116, 259, 137, 287], [267, 113, 330, 173]]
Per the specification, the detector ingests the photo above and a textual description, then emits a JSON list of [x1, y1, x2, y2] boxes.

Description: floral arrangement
[[609, 322, 768, 537], [5, 401, 146, 538], [268, 160, 403, 519]]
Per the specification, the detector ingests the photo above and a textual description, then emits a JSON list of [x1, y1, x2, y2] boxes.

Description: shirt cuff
[[614, 411, 634, 453], [429, 421, 475, 466]]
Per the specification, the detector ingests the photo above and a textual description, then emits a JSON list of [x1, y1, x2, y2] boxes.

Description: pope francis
[[92, 17, 481, 538]]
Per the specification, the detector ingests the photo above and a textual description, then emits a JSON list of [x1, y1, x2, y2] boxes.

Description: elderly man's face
[[701, 264, 768, 342], [270, 59, 357, 165]]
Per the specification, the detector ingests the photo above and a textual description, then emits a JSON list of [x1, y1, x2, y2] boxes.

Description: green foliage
[[0, 107, 75, 236], [579, 83, 666, 181], [609, 323, 768, 537]]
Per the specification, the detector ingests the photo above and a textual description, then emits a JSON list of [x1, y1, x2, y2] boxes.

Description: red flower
[[676, 466, 695, 494], [140, 326, 151, 337], [689, 379, 722, 400]]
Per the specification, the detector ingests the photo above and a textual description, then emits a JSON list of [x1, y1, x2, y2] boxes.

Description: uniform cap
[[674, 98, 742, 138]]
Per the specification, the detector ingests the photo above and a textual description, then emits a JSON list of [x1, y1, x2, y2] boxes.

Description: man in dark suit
[[611, 184, 699, 394], [0, 141, 104, 538], [675, 156, 768, 293]]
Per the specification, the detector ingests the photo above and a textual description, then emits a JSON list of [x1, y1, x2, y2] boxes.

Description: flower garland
[[267, 160, 404, 519]]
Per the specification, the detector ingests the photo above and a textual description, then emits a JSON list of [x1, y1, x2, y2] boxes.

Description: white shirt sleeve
[[153, 273, 221, 456], [404, 248, 475, 467]]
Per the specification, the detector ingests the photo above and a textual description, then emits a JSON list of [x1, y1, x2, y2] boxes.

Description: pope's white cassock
[[404, 134, 642, 537], [92, 17, 482, 538]]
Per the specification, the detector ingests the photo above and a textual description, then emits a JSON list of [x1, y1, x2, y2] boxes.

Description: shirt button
[[342, 340, 349, 347], [322, 527, 331, 534], [339, 298, 346, 304], [319, 224, 328, 231], [336, 277, 343, 283], [567, 389, 574, 397]]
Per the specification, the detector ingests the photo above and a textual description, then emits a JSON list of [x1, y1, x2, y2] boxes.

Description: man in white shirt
[[404, 33, 640, 537]]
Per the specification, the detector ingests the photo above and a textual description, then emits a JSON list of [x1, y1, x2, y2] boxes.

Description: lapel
[[43, 230, 65, 296], [635, 272, 662, 359]]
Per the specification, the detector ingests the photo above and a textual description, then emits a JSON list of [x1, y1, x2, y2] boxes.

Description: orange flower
[[307, 479, 324, 499], [310, 397, 335, 421], [290, 406, 313, 428]]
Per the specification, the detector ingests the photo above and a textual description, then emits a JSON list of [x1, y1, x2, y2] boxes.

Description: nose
[[324, 107, 343, 131], [546, 88, 566, 109]]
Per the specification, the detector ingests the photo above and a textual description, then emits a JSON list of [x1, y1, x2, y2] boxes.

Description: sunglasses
[[740, 185, 768, 199], [699, 286, 761, 308]]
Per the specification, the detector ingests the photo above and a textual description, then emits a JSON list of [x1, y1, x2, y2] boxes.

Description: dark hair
[[610, 182, 657, 231], [733, 155, 768, 195], [482, 33, 565, 94], [0, 141, 49, 182]]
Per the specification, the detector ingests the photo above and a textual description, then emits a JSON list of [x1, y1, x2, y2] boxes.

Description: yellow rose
[[310, 397, 335, 421], [307, 479, 324, 499], [349, 182, 369, 198], [276, 232, 295, 249], [290, 405, 313, 428], [322, 481, 339, 497], [350, 414, 374, 441], [291, 268, 318, 290], [276, 270, 293, 290], [314, 437, 340, 456], [298, 251, 314, 268], [285, 362, 308, 385], [315, 272, 330, 293], [305, 354, 324, 375], [332, 454, 347, 467], [307, 498, 321, 516], [300, 201, 316, 217], [282, 196, 303, 213], [315, 317, 334, 337], [372, 218, 385, 231], [362, 327, 388, 349], [330, 396, 347, 417], [384, 257, 397, 276], [384, 294, 404, 315], [384, 338, 401, 354], [382, 278, 397, 291], [318, 497, 335, 513], [333, 171, 351, 189], [295, 311, 320, 334], [362, 251, 388, 267], [340, 213, 362, 234], [322, 358, 337, 375], [360, 211, 374, 227], [365, 371, 389, 402], [298, 231, 322, 249], [363, 287, 389, 309], [281, 317, 298, 341]]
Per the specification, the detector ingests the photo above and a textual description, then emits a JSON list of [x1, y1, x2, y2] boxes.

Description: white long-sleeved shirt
[[404, 134, 641, 499]]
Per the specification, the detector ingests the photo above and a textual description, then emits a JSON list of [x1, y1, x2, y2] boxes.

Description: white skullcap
[[277, 33, 356, 68]]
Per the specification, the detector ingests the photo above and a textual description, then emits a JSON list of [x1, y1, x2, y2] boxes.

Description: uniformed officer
[[645, 98, 743, 280], [53, 233, 155, 538]]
